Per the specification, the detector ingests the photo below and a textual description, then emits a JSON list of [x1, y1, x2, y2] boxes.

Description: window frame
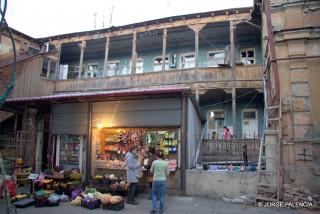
[[240, 48, 256, 65], [180, 52, 195, 69], [207, 50, 225, 67], [106, 60, 121, 76], [153, 55, 169, 72], [207, 109, 226, 139]]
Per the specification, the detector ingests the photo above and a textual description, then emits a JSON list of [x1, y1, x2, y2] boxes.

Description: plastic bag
[[59, 192, 69, 202]]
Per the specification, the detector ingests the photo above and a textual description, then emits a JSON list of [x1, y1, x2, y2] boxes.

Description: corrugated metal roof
[[5, 86, 190, 103]]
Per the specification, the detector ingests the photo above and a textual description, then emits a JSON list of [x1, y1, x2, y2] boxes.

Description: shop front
[[90, 98, 182, 192]]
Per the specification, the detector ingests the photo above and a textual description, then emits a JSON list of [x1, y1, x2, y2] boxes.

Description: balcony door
[[242, 109, 258, 139]]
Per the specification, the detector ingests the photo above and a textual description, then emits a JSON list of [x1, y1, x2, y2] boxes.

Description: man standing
[[125, 145, 140, 205], [150, 151, 169, 214]]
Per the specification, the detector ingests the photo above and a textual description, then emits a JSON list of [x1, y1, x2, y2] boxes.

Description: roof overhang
[[5, 86, 191, 104]]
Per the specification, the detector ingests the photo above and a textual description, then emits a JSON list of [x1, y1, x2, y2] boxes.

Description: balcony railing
[[200, 138, 260, 164], [55, 65, 262, 93]]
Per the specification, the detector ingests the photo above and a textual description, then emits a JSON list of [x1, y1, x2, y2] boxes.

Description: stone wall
[[186, 169, 257, 198]]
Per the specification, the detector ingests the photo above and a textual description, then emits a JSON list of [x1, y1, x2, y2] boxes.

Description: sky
[[4, 0, 253, 38]]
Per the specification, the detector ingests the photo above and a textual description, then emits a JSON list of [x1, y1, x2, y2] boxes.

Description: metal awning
[[5, 86, 190, 103]]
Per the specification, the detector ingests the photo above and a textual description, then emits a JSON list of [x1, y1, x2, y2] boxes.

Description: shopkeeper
[[125, 145, 141, 205]]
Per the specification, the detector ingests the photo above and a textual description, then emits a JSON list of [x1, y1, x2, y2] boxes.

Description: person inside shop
[[223, 126, 232, 140], [147, 147, 157, 200], [125, 145, 141, 205], [150, 151, 169, 214], [211, 131, 217, 140]]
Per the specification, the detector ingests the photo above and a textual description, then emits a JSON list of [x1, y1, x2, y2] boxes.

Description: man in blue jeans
[[150, 151, 169, 214]]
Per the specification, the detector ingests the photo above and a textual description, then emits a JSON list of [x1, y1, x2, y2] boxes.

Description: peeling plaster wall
[[265, 0, 320, 194]]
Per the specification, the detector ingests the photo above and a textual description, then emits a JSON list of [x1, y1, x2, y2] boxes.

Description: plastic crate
[[81, 199, 101, 210], [102, 200, 124, 211], [14, 199, 35, 208]]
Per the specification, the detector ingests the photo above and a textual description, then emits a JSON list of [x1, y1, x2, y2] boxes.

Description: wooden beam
[[180, 94, 188, 194], [232, 87, 237, 138], [54, 43, 61, 81], [230, 21, 235, 79], [103, 37, 110, 77], [161, 28, 167, 82], [86, 102, 92, 184], [46, 59, 51, 79], [131, 31, 137, 78], [188, 24, 206, 80], [78, 40, 86, 80], [49, 13, 251, 45]]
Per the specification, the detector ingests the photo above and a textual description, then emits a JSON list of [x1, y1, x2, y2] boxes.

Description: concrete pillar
[[103, 37, 110, 77], [78, 40, 86, 79], [161, 28, 167, 81]]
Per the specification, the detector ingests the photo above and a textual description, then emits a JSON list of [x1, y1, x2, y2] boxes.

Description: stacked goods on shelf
[[15, 166, 32, 186]]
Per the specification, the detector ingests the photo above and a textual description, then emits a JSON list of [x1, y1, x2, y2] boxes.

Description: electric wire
[[0, 0, 7, 29]]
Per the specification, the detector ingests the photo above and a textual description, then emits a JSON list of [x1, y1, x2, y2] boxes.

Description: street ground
[[0, 194, 317, 214]]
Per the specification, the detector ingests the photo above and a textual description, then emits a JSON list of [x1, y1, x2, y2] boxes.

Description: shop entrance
[[92, 127, 180, 192]]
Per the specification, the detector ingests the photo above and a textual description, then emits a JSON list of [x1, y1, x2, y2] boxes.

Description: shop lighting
[[97, 123, 103, 129], [210, 111, 215, 118]]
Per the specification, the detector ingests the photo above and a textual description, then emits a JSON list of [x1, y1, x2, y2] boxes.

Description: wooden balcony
[[200, 138, 260, 164], [55, 65, 262, 93]]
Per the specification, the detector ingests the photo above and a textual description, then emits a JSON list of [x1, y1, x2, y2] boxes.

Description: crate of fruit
[[102, 200, 124, 211]]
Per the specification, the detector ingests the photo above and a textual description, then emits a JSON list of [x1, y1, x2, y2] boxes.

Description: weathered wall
[[263, 0, 320, 195], [187, 98, 202, 168], [186, 169, 257, 198], [0, 56, 55, 99]]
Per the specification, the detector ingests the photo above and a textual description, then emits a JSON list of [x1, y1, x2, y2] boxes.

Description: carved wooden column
[[54, 42, 61, 80], [103, 36, 110, 77], [131, 31, 137, 79], [188, 24, 206, 79], [161, 28, 167, 82], [78, 40, 86, 80]]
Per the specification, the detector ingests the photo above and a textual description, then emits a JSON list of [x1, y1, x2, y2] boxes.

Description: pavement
[[0, 194, 317, 214]]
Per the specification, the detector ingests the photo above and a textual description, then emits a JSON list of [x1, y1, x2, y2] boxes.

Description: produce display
[[70, 196, 82, 206]]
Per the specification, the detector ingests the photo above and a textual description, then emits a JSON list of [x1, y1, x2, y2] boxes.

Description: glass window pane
[[243, 111, 256, 119]]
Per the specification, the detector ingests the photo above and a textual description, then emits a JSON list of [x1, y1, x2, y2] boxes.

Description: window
[[106, 60, 120, 76], [240, 48, 255, 64], [136, 58, 143, 73], [129, 58, 144, 74], [85, 63, 99, 78], [153, 56, 169, 71], [41, 58, 49, 77], [207, 50, 225, 67], [41, 58, 56, 79], [180, 53, 195, 69], [243, 111, 257, 119]]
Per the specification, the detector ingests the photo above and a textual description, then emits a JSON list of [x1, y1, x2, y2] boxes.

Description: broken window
[[41, 58, 49, 77], [153, 56, 169, 71], [41, 58, 56, 79], [180, 53, 195, 69], [207, 50, 225, 67], [240, 48, 255, 64]]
